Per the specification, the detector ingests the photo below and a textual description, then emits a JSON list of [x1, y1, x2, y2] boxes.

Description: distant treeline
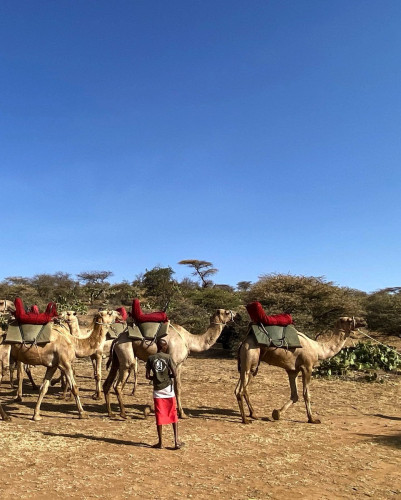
[[1, 260, 400, 349]]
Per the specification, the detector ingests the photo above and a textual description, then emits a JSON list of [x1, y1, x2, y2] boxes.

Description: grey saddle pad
[[4, 320, 53, 344], [105, 322, 127, 340], [250, 323, 302, 348], [127, 321, 169, 340]]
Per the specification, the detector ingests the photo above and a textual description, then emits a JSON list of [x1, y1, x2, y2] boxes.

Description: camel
[[235, 316, 366, 424], [10, 308, 119, 421], [103, 309, 240, 419], [0, 300, 38, 396], [55, 309, 125, 399]]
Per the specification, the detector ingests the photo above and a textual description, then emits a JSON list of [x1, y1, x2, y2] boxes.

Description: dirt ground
[[0, 336, 400, 500]]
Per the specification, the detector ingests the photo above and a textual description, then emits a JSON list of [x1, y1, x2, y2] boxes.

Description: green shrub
[[314, 341, 401, 377]]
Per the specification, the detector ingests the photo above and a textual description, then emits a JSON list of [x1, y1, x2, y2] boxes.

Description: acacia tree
[[178, 259, 218, 288], [76, 270, 113, 305], [246, 273, 366, 334]]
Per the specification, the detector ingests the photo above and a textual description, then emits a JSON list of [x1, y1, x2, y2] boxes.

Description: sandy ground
[[0, 340, 400, 500]]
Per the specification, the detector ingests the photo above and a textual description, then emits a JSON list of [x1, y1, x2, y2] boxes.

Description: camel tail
[[106, 339, 118, 370], [237, 342, 243, 372]]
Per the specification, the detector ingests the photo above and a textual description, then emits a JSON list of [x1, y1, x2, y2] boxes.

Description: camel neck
[[187, 323, 223, 353], [316, 330, 347, 360], [72, 322, 107, 356]]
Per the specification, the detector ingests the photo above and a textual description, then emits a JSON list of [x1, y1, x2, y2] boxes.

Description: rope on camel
[[357, 329, 401, 356]]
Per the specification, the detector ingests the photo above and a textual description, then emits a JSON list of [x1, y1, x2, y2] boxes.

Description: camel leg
[[15, 361, 24, 402], [235, 369, 255, 424], [174, 364, 187, 419], [25, 365, 38, 390], [301, 368, 321, 424], [91, 353, 102, 400], [32, 366, 58, 421], [130, 357, 138, 396], [61, 364, 88, 420], [103, 356, 119, 418], [0, 401, 11, 421], [272, 370, 299, 421], [9, 360, 15, 389], [114, 367, 131, 419]]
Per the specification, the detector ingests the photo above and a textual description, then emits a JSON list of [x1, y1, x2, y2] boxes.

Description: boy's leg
[[152, 424, 163, 448], [172, 422, 183, 449]]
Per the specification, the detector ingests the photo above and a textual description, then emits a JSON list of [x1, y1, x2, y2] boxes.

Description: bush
[[314, 341, 401, 378]]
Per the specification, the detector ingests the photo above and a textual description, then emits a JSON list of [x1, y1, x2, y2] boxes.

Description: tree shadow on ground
[[39, 430, 150, 448], [359, 432, 401, 449]]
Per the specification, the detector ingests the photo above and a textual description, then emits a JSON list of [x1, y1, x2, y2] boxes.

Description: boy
[[146, 338, 183, 449]]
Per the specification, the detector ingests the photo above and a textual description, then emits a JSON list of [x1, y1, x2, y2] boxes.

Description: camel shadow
[[374, 413, 401, 421], [39, 430, 150, 448], [359, 432, 401, 449], [187, 406, 241, 422]]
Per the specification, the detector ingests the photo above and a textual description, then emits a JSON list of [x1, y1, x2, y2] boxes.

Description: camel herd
[[0, 299, 366, 425]]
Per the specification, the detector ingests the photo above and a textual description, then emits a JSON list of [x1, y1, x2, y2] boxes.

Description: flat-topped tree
[[178, 260, 218, 288]]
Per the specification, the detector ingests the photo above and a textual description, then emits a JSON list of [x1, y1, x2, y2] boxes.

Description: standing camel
[[104, 309, 239, 419], [0, 299, 38, 396], [235, 316, 366, 424], [11, 309, 119, 421], [58, 309, 127, 399]]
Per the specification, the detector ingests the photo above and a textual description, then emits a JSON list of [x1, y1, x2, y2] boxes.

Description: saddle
[[246, 302, 301, 348], [128, 299, 169, 341], [4, 298, 58, 344]]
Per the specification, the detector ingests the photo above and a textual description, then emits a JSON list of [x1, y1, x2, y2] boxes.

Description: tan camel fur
[[235, 316, 366, 424], [104, 309, 239, 419], [10, 309, 119, 421]]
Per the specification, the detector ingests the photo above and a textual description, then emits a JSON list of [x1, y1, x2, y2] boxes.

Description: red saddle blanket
[[131, 299, 168, 323], [116, 307, 128, 322], [246, 302, 293, 326], [14, 297, 58, 325]]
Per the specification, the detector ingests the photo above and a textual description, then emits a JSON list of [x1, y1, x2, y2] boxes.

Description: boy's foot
[[151, 443, 163, 449], [174, 441, 185, 450]]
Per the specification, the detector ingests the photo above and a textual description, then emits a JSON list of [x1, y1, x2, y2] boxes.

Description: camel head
[[95, 308, 120, 325], [210, 309, 241, 326], [0, 300, 16, 314], [60, 310, 79, 326], [336, 316, 367, 337]]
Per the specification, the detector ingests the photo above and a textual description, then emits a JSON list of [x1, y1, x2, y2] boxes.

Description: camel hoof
[[143, 406, 151, 419], [309, 418, 321, 424], [119, 413, 128, 420], [272, 409, 281, 421], [14, 396, 23, 403], [2, 415, 11, 422], [250, 413, 259, 420], [32, 415, 42, 422], [242, 419, 252, 425], [179, 412, 188, 419], [92, 394, 101, 401], [79, 412, 89, 420]]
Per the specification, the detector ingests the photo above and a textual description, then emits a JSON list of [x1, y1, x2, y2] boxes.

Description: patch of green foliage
[[314, 341, 401, 378]]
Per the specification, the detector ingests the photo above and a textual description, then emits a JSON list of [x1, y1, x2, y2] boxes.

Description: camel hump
[[131, 299, 168, 323], [246, 302, 292, 326]]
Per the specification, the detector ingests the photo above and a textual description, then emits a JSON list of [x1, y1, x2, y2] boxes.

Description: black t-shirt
[[146, 352, 176, 391]]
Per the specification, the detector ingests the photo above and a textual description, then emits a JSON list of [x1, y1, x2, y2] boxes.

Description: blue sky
[[1, 1, 400, 293]]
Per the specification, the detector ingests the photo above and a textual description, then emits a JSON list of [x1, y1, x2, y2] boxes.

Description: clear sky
[[1, 1, 400, 293]]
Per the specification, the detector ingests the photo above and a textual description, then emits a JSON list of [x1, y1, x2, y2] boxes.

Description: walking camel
[[11, 308, 120, 420], [104, 308, 240, 419], [235, 316, 366, 424]]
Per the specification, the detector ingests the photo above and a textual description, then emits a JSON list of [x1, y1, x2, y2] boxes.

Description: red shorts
[[154, 397, 178, 425]]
